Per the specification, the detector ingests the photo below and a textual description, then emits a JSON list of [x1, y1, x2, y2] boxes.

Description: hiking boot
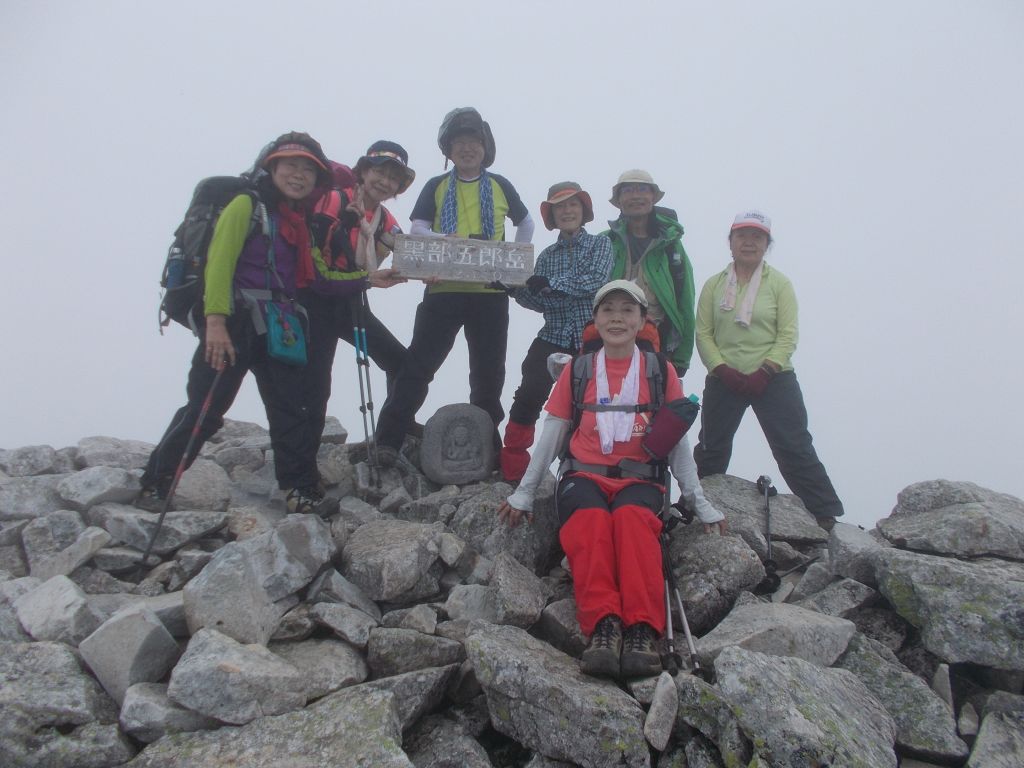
[[286, 486, 339, 517], [580, 615, 623, 679], [620, 622, 662, 678], [135, 482, 171, 513]]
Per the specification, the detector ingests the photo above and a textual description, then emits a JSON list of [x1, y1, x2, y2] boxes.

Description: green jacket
[[604, 210, 696, 369]]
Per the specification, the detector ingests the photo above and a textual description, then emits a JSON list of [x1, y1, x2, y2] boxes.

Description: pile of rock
[[1, 421, 1021, 767]]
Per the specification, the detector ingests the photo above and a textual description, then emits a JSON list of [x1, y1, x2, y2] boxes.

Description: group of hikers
[[141, 106, 844, 680]]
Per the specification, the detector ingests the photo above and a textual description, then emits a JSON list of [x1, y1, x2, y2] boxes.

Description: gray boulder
[[851, 606, 911, 652], [788, 560, 834, 602], [367, 627, 465, 678], [448, 478, 560, 575], [643, 671, 677, 751], [126, 686, 412, 767], [341, 518, 444, 602], [536, 596, 586, 657], [32, 526, 112, 581], [445, 583, 498, 623], [381, 603, 439, 634], [668, 521, 766, 633], [119, 682, 219, 743], [491, 550, 548, 627], [405, 714, 493, 767], [20, 509, 84, 567], [89, 502, 226, 555], [794, 577, 877, 618], [880, 480, 1024, 559], [75, 436, 153, 469], [357, 664, 459, 732], [967, 712, 1024, 767], [0, 474, 69, 521], [166, 457, 235, 511], [829, 522, 887, 586], [465, 623, 650, 768], [0, 640, 135, 768], [674, 673, 752, 766], [166, 628, 306, 725], [715, 645, 897, 767], [695, 596, 856, 667], [268, 637, 369, 699], [0, 444, 57, 476], [700, 474, 829, 553], [183, 515, 334, 644], [835, 633, 968, 761], [79, 605, 182, 706], [57, 466, 139, 510], [14, 574, 101, 644], [874, 548, 1024, 669], [307, 567, 382, 620], [310, 602, 378, 648]]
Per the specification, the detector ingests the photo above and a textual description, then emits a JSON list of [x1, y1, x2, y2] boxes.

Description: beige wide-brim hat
[[610, 169, 665, 206], [539, 181, 594, 230]]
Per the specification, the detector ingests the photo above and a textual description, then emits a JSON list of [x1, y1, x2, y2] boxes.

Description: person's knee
[[557, 475, 608, 525], [610, 482, 664, 514]]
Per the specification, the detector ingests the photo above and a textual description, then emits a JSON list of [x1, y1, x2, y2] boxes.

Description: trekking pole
[[659, 472, 707, 680], [754, 474, 781, 594], [350, 293, 380, 487], [140, 365, 226, 570]]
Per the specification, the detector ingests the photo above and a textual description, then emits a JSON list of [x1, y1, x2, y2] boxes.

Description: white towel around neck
[[595, 347, 640, 454], [720, 261, 764, 327]]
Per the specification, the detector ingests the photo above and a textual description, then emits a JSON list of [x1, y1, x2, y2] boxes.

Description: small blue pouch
[[265, 301, 307, 366]]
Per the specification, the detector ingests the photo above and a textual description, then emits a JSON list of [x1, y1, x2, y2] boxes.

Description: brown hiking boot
[[580, 615, 623, 679], [621, 622, 662, 678]]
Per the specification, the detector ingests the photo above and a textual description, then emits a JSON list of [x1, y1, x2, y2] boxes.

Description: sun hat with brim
[[355, 140, 416, 194], [539, 181, 594, 230], [261, 132, 331, 183], [592, 279, 649, 311], [730, 209, 771, 235], [610, 169, 665, 206]]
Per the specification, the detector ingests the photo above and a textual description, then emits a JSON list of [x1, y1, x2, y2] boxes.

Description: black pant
[[301, 290, 409, 445], [508, 337, 573, 426], [693, 371, 844, 518], [376, 291, 509, 449], [142, 315, 318, 491]]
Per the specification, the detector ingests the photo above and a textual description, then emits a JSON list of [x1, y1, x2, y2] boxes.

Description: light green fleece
[[695, 262, 798, 374], [202, 194, 254, 316]]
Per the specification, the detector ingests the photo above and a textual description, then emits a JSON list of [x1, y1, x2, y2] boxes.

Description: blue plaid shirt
[[513, 229, 614, 350]]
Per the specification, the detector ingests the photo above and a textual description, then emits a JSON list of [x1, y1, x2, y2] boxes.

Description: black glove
[[485, 280, 513, 293], [526, 275, 551, 295]]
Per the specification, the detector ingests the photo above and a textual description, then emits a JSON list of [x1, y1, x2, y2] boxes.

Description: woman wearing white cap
[[499, 280, 725, 680], [693, 211, 844, 528], [500, 181, 614, 482]]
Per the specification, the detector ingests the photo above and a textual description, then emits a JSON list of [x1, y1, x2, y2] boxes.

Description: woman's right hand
[[713, 365, 749, 395], [204, 314, 235, 370], [498, 500, 532, 528]]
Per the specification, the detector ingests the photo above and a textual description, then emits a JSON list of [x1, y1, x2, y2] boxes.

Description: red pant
[[557, 474, 665, 636]]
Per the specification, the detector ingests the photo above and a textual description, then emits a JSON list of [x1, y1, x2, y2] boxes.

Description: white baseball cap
[[731, 209, 771, 235], [592, 279, 649, 310]]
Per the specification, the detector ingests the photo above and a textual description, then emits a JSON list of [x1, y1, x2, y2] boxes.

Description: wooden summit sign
[[391, 234, 534, 286]]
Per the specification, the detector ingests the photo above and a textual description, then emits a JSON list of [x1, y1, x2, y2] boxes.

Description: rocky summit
[[0, 423, 1021, 767]]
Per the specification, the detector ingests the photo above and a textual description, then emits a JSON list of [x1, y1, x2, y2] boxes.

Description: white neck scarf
[[595, 347, 640, 454], [355, 202, 383, 272], [720, 261, 764, 327]]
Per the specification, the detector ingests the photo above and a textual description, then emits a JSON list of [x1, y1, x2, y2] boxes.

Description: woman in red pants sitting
[[498, 279, 726, 679]]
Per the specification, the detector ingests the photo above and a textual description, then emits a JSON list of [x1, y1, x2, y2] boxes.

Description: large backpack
[[559, 332, 671, 483], [159, 175, 266, 334]]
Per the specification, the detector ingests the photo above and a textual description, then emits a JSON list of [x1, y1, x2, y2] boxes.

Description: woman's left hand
[[703, 519, 728, 536], [368, 268, 407, 289], [498, 500, 532, 528]]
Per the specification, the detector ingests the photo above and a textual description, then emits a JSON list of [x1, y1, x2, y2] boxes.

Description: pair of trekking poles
[[141, 290, 383, 565]]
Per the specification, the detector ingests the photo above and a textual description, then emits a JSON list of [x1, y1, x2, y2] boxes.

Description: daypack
[[560, 321, 700, 479], [159, 176, 266, 334], [308, 186, 399, 297]]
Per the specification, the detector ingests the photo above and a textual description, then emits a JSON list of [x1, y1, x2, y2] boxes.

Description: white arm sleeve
[[513, 213, 536, 243], [410, 219, 438, 236], [669, 434, 724, 524], [506, 415, 570, 512]]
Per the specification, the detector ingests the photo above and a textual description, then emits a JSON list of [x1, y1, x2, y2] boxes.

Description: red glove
[[746, 367, 773, 397], [714, 365, 749, 395]]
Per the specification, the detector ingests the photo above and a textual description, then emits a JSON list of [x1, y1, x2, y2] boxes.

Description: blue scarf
[[439, 169, 495, 239]]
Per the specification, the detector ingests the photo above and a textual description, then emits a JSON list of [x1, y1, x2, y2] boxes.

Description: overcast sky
[[2, 1, 1021, 529]]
